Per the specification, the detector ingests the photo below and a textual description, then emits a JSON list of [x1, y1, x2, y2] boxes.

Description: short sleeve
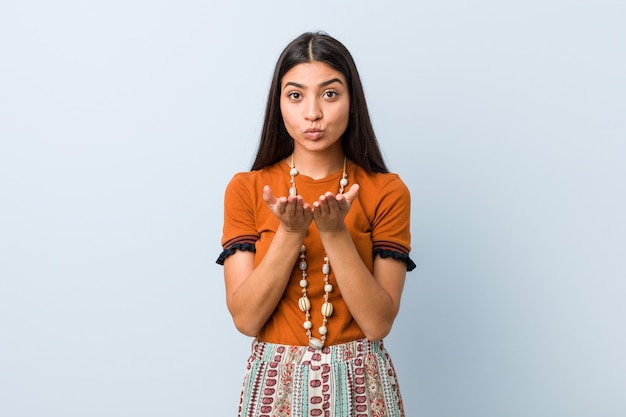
[[371, 176, 415, 271], [216, 173, 259, 265]]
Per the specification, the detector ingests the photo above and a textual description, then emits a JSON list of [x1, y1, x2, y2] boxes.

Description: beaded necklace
[[289, 155, 348, 349]]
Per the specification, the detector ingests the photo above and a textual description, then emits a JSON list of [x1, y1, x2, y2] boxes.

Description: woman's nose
[[304, 98, 322, 121]]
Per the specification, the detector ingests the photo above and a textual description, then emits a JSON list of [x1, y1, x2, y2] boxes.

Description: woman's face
[[280, 61, 350, 156]]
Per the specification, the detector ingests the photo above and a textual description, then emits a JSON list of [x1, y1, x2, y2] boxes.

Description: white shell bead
[[289, 187, 297, 196], [298, 296, 311, 312], [321, 302, 333, 317], [300, 279, 308, 288], [324, 284, 333, 293], [290, 167, 299, 176], [309, 337, 323, 350], [340, 178, 348, 187], [322, 264, 330, 275], [303, 320, 312, 330], [319, 325, 328, 335], [299, 260, 307, 271]]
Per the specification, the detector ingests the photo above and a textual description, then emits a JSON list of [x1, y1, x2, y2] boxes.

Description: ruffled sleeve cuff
[[373, 241, 416, 271], [216, 235, 258, 265]]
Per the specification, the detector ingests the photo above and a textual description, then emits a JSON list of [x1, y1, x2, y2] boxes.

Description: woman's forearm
[[225, 226, 306, 336], [319, 228, 403, 341]]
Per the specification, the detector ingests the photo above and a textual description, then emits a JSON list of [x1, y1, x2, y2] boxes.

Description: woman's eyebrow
[[284, 81, 304, 89], [319, 78, 343, 87], [283, 78, 344, 90]]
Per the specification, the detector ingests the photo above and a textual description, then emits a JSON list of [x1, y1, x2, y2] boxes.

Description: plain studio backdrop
[[1, 1, 624, 416]]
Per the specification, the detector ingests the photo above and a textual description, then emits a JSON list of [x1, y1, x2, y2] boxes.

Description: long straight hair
[[250, 32, 388, 173]]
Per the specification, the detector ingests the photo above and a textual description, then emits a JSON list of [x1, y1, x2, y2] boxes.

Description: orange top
[[218, 160, 413, 346]]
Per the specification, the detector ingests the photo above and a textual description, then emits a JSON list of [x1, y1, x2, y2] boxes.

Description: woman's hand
[[263, 185, 313, 232], [226, 185, 313, 337], [312, 184, 360, 232]]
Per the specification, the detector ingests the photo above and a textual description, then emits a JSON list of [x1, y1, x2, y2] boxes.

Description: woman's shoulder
[[227, 162, 286, 186], [352, 165, 409, 194]]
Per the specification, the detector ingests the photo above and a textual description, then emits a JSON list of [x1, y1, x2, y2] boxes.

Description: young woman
[[217, 32, 415, 417]]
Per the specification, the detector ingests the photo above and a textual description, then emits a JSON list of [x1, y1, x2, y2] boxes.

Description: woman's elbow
[[362, 321, 394, 342], [229, 310, 263, 337], [231, 316, 259, 337]]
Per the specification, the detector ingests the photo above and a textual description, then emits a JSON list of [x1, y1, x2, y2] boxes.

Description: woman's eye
[[323, 91, 338, 99], [288, 92, 302, 100]]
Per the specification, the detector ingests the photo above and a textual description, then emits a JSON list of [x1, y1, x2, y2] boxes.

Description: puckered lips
[[304, 127, 324, 140]]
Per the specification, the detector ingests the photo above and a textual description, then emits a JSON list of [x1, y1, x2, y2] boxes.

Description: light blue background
[[1, 1, 624, 416]]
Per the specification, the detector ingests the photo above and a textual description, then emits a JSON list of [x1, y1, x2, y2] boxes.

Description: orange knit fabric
[[220, 160, 412, 346]]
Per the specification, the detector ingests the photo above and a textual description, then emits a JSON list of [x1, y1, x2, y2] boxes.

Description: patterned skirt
[[237, 338, 405, 417]]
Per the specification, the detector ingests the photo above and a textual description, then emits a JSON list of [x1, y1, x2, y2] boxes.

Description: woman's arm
[[313, 185, 407, 341], [318, 228, 406, 341], [223, 186, 311, 337]]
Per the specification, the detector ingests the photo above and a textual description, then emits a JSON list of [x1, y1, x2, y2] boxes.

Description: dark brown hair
[[250, 32, 388, 173]]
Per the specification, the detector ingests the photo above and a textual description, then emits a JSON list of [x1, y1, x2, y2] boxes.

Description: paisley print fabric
[[237, 338, 405, 417]]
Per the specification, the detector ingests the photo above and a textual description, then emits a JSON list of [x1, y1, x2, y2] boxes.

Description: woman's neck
[[288, 150, 345, 180]]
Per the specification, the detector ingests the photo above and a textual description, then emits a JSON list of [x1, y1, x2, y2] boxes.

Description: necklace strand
[[290, 155, 348, 195], [290, 155, 347, 349]]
